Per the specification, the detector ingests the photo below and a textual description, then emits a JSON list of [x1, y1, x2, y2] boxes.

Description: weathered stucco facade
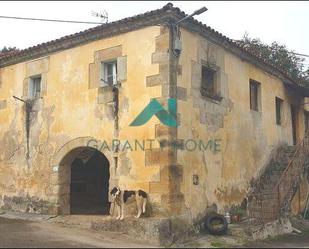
[[177, 28, 309, 219], [0, 3, 308, 220]]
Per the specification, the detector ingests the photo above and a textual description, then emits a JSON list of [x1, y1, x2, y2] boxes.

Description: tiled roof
[[0, 3, 308, 94], [0, 49, 20, 59], [0, 3, 174, 67]]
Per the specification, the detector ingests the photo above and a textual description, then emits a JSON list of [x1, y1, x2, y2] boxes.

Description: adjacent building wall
[[177, 28, 307, 219]]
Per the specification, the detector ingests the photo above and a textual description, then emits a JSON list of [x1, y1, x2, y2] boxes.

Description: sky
[[0, 1, 308, 65]]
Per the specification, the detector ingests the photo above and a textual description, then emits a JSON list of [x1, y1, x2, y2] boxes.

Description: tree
[[237, 33, 309, 87], [0, 46, 18, 53], [304, 68, 309, 82]]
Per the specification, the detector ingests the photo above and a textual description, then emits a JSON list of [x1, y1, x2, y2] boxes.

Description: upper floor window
[[249, 79, 261, 111], [101, 60, 117, 86], [29, 75, 42, 99], [275, 97, 283, 125], [201, 65, 216, 98]]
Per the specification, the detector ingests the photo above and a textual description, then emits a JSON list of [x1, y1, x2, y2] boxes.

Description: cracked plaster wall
[[0, 26, 163, 214], [176, 28, 307, 220]]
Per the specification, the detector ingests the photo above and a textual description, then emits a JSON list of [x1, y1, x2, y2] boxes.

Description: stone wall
[[0, 22, 308, 221], [176, 27, 307, 220], [0, 26, 166, 215]]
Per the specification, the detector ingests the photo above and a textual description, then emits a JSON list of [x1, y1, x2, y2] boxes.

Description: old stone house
[[0, 3, 308, 221]]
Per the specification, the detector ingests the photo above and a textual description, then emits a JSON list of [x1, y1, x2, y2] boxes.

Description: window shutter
[[112, 62, 117, 85], [89, 63, 100, 89], [23, 78, 29, 99], [101, 63, 109, 87], [28, 79, 34, 98], [117, 56, 127, 82]]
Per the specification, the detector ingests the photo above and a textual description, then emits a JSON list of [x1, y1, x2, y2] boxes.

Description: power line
[[0, 15, 102, 25], [2, 15, 309, 58], [288, 51, 309, 58]]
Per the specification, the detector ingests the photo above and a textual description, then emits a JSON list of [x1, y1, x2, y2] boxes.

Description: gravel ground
[[0, 217, 157, 248], [1, 210, 309, 248], [242, 232, 309, 248]]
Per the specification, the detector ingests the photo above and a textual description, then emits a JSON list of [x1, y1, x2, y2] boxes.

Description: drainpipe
[[112, 83, 120, 173], [13, 95, 33, 161]]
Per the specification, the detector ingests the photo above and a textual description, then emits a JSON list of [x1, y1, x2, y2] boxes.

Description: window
[[305, 111, 309, 132], [249, 79, 261, 111], [275, 97, 283, 125], [101, 61, 117, 86], [29, 75, 42, 99], [201, 65, 216, 98]]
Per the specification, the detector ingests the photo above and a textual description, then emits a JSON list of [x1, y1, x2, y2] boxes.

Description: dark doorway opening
[[70, 149, 110, 214], [291, 105, 298, 145]]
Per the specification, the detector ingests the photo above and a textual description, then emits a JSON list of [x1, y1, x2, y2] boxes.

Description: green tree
[[237, 33, 309, 86], [304, 68, 309, 82], [0, 46, 18, 53]]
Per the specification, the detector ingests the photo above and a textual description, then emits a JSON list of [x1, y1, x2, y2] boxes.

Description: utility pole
[[162, 6, 207, 213]]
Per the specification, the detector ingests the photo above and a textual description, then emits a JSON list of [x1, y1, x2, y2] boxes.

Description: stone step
[[250, 198, 275, 203], [248, 144, 304, 211], [259, 189, 278, 196], [265, 164, 286, 173], [91, 217, 172, 246], [260, 181, 278, 187], [273, 163, 288, 170], [249, 199, 277, 207], [283, 145, 297, 153], [227, 223, 251, 238], [259, 176, 280, 184], [257, 189, 276, 195], [259, 176, 281, 187], [263, 175, 281, 183]]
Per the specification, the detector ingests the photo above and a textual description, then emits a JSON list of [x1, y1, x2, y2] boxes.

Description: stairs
[[248, 133, 309, 226]]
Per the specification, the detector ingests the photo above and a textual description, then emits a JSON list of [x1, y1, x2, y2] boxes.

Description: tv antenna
[[91, 10, 108, 24]]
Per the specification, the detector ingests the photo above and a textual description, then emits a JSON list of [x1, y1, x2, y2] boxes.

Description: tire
[[204, 213, 228, 235]]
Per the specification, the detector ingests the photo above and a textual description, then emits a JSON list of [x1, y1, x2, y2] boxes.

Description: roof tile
[[0, 2, 307, 93]]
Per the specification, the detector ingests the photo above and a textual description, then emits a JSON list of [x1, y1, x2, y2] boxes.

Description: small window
[[29, 75, 42, 99], [201, 65, 216, 97], [304, 111, 309, 132], [101, 61, 117, 86], [250, 79, 261, 111], [275, 97, 283, 125]]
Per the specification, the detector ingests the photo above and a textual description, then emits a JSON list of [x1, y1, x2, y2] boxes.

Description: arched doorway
[[70, 148, 110, 214], [56, 146, 110, 215]]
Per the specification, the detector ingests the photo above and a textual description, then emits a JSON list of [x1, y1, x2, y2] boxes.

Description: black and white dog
[[109, 187, 147, 220]]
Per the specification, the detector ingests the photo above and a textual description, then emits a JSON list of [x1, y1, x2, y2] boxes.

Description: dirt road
[[243, 232, 309, 248], [1, 212, 309, 248], [0, 217, 156, 248]]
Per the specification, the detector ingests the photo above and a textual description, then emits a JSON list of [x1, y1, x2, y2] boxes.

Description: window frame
[[201, 64, 217, 99], [100, 60, 117, 86], [249, 79, 261, 112], [28, 75, 42, 100], [275, 97, 284, 125]]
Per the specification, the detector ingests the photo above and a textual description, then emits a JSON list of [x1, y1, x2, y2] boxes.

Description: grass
[[210, 241, 225, 248]]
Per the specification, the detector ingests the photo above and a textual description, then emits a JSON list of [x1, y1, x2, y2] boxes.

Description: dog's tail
[[142, 197, 147, 213]]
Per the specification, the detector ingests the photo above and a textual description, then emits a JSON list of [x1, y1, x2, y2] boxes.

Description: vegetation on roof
[[0, 46, 19, 53], [0, 47, 19, 58], [237, 33, 309, 87]]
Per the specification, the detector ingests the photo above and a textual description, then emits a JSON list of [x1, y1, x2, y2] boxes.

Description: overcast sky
[[0, 1, 308, 65]]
